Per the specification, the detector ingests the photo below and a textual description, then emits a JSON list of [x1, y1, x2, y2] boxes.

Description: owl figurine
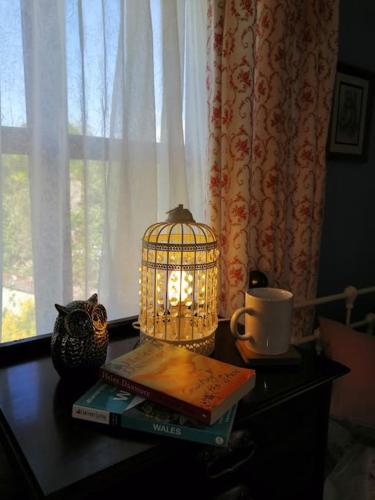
[[51, 293, 108, 378]]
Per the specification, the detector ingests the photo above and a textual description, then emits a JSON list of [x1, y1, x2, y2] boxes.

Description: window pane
[[0, 1, 207, 344], [1, 154, 35, 342], [0, 0, 27, 127]]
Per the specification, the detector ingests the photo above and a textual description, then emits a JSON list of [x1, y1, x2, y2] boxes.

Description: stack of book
[[72, 340, 256, 447]]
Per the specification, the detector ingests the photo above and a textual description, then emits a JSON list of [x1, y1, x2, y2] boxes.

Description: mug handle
[[230, 307, 254, 341]]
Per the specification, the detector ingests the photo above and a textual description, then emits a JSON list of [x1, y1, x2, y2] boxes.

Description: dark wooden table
[[0, 322, 348, 500]]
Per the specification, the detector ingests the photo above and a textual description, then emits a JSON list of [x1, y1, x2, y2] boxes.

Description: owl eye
[[93, 304, 107, 324]]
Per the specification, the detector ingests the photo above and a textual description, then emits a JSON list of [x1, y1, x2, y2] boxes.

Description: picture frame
[[327, 63, 373, 162]]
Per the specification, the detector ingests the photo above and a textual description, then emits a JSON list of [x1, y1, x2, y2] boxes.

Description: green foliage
[[1, 152, 106, 341], [2, 299, 36, 342], [2, 154, 33, 282], [70, 159, 105, 296]]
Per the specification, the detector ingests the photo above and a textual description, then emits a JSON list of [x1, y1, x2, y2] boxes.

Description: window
[[0, 0, 208, 343]]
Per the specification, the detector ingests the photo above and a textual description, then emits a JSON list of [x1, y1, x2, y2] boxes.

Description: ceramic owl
[[51, 293, 108, 378]]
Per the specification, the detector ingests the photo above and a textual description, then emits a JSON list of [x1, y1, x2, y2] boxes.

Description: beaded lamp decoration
[[138, 205, 219, 355]]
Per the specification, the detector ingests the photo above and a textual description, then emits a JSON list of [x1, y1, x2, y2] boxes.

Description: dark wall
[[317, 0, 375, 322]]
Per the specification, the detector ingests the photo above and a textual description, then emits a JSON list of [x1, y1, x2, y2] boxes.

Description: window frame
[[1, 125, 123, 160]]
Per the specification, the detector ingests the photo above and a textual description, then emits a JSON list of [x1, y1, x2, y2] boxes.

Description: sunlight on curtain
[[207, 0, 338, 339], [0, 0, 208, 341]]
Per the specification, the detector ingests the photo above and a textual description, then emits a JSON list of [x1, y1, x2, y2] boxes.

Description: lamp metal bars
[[139, 216, 218, 355]]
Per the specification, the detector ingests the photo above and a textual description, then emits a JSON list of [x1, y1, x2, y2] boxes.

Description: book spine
[[72, 404, 227, 447], [120, 415, 228, 447], [72, 405, 121, 426], [100, 368, 211, 425], [72, 404, 111, 425]]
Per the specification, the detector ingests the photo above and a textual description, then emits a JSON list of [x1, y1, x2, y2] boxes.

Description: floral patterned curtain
[[207, 0, 339, 337]]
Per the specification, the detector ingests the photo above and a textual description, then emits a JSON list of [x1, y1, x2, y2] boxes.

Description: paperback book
[[72, 380, 237, 447], [100, 339, 256, 425]]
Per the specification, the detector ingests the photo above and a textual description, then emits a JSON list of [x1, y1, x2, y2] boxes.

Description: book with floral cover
[[100, 340, 255, 425], [72, 380, 237, 447]]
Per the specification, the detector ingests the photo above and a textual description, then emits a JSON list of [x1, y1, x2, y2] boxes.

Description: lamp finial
[[166, 204, 195, 223]]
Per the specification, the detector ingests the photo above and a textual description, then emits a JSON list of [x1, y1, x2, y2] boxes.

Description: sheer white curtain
[[0, 0, 208, 341]]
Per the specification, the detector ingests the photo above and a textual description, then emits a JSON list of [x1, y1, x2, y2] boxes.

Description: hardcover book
[[72, 381, 237, 447], [100, 340, 256, 425]]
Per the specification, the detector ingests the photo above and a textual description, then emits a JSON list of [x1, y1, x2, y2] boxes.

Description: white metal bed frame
[[292, 285, 375, 345]]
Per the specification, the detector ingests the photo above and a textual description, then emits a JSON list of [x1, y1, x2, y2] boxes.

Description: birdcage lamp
[[138, 205, 219, 355]]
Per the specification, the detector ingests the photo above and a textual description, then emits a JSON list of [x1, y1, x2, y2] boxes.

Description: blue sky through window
[[0, 0, 162, 139], [66, 0, 121, 137], [0, 0, 27, 127]]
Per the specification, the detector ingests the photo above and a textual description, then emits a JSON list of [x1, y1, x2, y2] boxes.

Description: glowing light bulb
[[168, 271, 191, 304]]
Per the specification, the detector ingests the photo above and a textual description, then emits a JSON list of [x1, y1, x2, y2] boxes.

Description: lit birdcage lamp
[[138, 205, 219, 355]]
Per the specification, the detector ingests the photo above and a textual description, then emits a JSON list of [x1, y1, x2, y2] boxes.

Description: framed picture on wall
[[327, 64, 373, 162]]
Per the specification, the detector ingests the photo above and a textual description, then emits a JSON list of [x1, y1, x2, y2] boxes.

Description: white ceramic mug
[[230, 287, 293, 355]]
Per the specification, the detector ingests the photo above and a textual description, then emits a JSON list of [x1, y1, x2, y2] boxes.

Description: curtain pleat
[[21, 0, 72, 334], [99, 0, 158, 319]]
